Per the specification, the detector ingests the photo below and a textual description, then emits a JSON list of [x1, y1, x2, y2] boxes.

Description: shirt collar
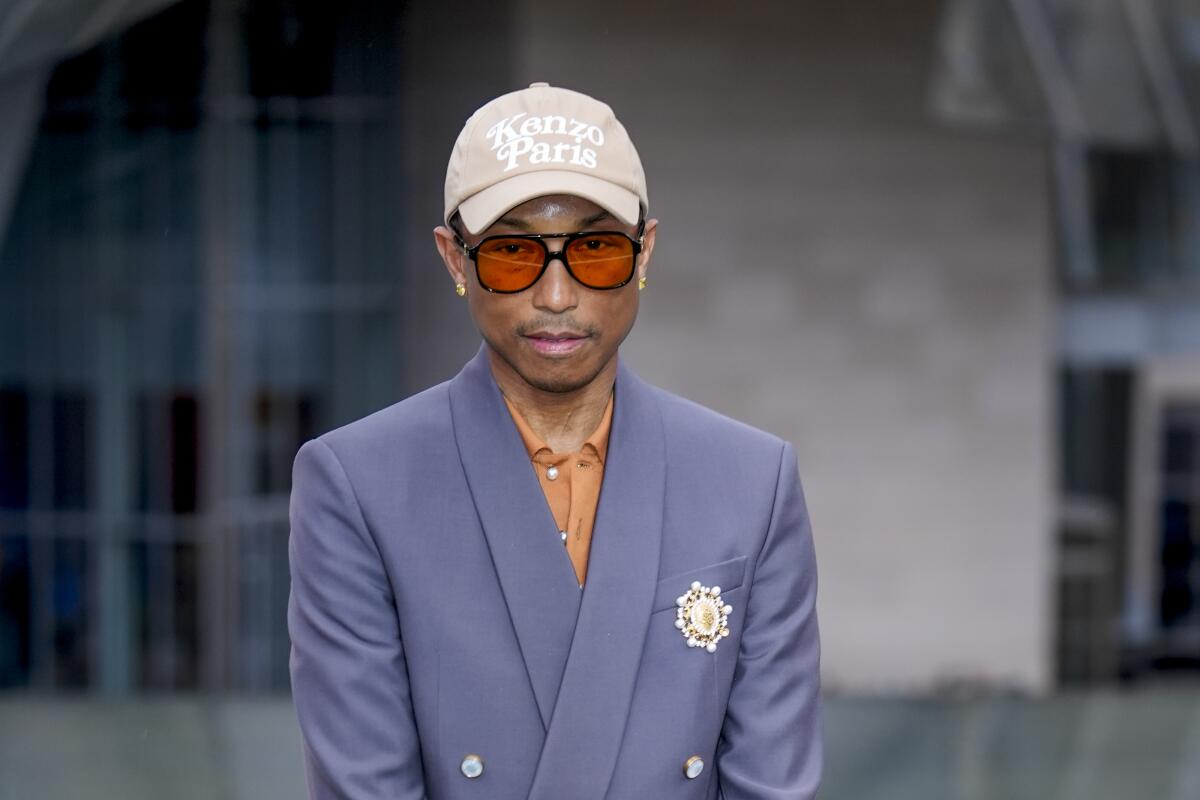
[[503, 390, 615, 464]]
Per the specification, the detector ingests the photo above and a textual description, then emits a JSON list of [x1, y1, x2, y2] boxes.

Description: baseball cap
[[444, 82, 648, 235]]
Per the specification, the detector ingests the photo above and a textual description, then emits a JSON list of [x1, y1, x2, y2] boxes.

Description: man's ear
[[433, 225, 469, 287], [636, 218, 658, 283]]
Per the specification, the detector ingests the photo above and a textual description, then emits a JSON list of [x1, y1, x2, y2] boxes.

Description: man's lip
[[523, 330, 589, 340], [522, 331, 590, 356]]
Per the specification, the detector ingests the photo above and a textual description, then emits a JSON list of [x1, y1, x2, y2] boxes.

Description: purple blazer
[[288, 345, 822, 799]]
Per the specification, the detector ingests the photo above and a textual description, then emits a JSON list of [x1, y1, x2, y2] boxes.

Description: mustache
[[516, 316, 600, 337]]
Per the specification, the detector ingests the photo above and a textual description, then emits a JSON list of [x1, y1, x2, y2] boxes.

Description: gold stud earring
[[638, 276, 647, 291], [455, 282, 466, 297]]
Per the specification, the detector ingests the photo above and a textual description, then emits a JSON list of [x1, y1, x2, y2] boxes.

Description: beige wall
[[514, 0, 1055, 691]]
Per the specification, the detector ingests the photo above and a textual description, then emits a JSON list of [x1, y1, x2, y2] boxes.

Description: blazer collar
[[449, 344, 583, 729], [448, 343, 667, 798]]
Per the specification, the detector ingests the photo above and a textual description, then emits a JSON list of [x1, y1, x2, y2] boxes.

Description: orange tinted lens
[[565, 234, 634, 287], [476, 237, 545, 291]]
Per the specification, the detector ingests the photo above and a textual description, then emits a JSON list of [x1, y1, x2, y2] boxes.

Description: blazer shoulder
[[645, 382, 787, 462], [306, 380, 452, 465]]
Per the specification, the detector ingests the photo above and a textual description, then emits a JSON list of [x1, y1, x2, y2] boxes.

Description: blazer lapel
[[449, 344, 583, 730], [527, 357, 666, 800]]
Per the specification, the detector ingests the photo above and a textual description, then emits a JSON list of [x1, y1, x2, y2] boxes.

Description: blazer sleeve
[[716, 441, 823, 799], [287, 437, 427, 799]]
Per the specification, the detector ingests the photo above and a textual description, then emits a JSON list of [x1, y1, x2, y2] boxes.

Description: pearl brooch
[[674, 581, 731, 653]]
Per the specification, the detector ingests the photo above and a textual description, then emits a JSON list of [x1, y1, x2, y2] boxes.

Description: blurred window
[[0, 0, 403, 693], [1067, 151, 1200, 291], [1158, 405, 1200, 644]]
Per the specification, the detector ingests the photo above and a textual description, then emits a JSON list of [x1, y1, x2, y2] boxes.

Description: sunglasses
[[454, 222, 645, 293]]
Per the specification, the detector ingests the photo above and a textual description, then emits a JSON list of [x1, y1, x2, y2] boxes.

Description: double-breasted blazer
[[287, 345, 822, 799]]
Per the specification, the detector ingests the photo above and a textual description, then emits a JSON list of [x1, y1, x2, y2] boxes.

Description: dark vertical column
[[0, 66, 48, 254], [199, 0, 243, 692], [91, 35, 135, 694]]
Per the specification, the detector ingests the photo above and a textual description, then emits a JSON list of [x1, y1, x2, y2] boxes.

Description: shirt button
[[683, 755, 704, 779], [460, 754, 484, 779], [546, 466, 559, 480]]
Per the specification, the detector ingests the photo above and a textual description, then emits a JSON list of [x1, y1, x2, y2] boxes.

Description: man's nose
[[531, 251, 579, 313]]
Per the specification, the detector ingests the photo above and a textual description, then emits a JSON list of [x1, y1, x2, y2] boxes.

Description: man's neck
[[487, 348, 615, 454]]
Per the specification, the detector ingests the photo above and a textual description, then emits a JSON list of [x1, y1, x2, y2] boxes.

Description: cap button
[[528, 81, 550, 88]]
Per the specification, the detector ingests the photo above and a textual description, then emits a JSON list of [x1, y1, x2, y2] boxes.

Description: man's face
[[435, 194, 657, 394]]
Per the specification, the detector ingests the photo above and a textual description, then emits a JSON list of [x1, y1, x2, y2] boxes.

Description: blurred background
[[2, 0, 1200, 797]]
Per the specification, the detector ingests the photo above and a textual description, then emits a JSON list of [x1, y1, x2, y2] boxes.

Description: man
[[288, 82, 822, 799]]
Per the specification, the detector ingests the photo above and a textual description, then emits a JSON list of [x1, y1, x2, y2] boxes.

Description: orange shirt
[[502, 392, 614, 587]]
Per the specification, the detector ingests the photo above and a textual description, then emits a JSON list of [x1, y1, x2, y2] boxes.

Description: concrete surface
[[3, 689, 1199, 799]]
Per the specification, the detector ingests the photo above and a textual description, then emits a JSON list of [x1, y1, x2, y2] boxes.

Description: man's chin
[[513, 357, 599, 394], [520, 372, 592, 394]]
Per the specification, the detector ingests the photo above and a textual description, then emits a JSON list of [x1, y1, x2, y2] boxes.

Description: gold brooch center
[[674, 581, 732, 653]]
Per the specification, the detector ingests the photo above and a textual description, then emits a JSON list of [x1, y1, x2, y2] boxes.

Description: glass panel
[[1056, 366, 1132, 683], [0, 0, 405, 694], [1159, 405, 1200, 639]]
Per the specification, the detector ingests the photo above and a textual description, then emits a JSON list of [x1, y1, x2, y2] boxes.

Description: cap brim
[[455, 170, 642, 234]]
